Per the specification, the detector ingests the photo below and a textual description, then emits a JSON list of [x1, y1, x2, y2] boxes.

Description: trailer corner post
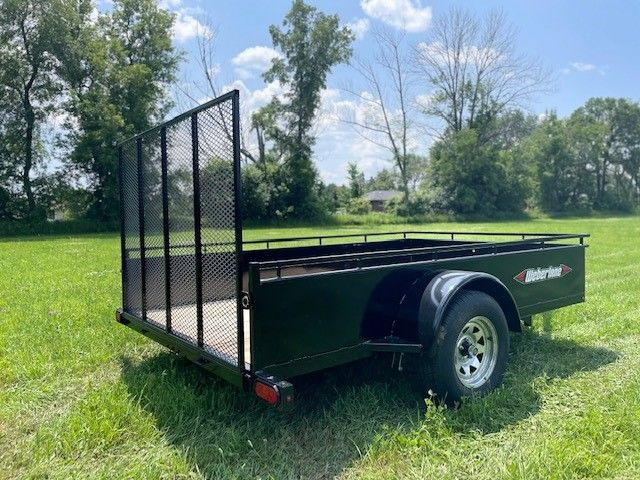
[[191, 111, 204, 348], [232, 89, 245, 369], [117, 146, 126, 309], [160, 126, 172, 334]]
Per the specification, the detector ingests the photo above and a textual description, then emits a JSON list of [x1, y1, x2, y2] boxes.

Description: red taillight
[[254, 381, 279, 406]]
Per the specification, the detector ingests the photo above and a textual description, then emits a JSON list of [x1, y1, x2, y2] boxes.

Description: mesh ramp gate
[[118, 91, 244, 368]]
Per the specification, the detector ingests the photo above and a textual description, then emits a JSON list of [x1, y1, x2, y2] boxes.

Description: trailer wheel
[[415, 290, 509, 405]]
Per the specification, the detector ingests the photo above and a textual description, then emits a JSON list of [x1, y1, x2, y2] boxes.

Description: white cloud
[[360, 0, 432, 32], [224, 79, 287, 113], [314, 88, 429, 183], [417, 41, 501, 67], [159, 0, 181, 8], [89, 5, 99, 23], [232, 46, 281, 79], [173, 11, 210, 42], [564, 62, 606, 76], [346, 18, 370, 39], [415, 92, 437, 110], [570, 62, 596, 72], [214, 81, 427, 185], [207, 63, 221, 78]]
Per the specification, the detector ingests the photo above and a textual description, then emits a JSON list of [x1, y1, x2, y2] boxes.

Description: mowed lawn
[[1, 216, 639, 479]]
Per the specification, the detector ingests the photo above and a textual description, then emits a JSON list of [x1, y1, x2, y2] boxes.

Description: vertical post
[[118, 146, 127, 309], [160, 126, 172, 333], [232, 90, 245, 369], [192, 112, 204, 348], [136, 137, 147, 321]]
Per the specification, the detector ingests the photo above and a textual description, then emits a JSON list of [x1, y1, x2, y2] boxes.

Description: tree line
[[1, 0, 638, 227], [339, 98, 640, 218]]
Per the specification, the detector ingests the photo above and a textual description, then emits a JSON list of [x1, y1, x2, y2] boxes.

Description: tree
[[0, 0, 61, 217], [177, 19, 264, 166], [414, 7, 550, 140], [57, 0, 179, 221], [318, 182, 349, 214], [427, 128, 526, 215], [366, 168, 398, 191], [569, 98, 640, 210], [345, 29, 417, 203], [257, 0, 353, 217], [346, 161, 365, 198], [522, 113, 588, 212]]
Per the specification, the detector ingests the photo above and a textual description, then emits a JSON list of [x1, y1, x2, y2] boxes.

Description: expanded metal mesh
[[121, 142, 142, 316], [198, 101, 238, 363], [141, 130, 166, 329], [119, 92, 241, 367]]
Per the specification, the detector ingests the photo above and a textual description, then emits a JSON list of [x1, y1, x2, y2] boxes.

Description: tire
[[413, 290, 510, 405]]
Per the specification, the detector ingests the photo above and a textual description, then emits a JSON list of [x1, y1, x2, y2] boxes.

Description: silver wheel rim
[[454, 316, 499, 389]]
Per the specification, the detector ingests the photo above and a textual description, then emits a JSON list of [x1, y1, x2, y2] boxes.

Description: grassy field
[[1, 216, 639, 479]]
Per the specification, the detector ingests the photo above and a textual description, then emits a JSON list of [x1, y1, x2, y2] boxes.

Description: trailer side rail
[[250, 232, 589, 278], [242, 230, 589, 248], [127, 230, 589, 254]]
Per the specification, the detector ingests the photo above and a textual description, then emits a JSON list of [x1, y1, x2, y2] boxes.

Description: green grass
[[1, 216, 639, 479]]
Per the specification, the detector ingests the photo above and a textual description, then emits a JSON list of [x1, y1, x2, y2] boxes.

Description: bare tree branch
[[342, 28, 421, 202], [413, 7, 553, 141]]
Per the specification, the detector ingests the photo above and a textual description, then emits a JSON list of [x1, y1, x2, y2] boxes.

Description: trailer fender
[[360, 269, 429, 340], [418, 271, 521, 350]]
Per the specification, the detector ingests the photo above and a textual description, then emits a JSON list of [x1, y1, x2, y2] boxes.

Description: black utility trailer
[[116, 91, 589, 407]]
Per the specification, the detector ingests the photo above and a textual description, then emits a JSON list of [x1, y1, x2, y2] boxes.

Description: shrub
[[346, 196, 371, 215]]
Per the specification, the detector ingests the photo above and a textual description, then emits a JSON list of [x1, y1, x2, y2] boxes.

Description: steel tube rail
[[241, 230, 585, 247], [128, 230, 589, 253], [253, 233, 590, 272]]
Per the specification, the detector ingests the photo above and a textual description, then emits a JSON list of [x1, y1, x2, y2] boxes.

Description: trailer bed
[[146, 300, 251, 366]]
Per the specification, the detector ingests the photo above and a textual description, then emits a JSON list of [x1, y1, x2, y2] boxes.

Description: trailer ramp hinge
[[241, 291, 250, 309]]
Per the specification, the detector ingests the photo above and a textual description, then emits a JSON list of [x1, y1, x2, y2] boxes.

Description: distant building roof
[[364, 190, 402, 201]]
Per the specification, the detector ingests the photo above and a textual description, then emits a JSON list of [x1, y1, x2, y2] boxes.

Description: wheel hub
[[454, 316, 499, 389]]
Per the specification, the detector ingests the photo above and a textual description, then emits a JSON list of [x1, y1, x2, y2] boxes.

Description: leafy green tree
[[0, 0, 62, 218], [346, 162, 365, 198], [617, 101, 640, 203], [427, 128, 526, 215], [258, 0, 353, 217], [366, 168, 398, 192], [346, 196, 371, 215], [318, 182, 349, 214], [569, 98, 640, 210], [521, 113, 587, 212], [56, 0, 179, 221]]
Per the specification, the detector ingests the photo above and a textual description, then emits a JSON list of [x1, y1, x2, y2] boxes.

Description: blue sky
[[105, 0, 640, 184]]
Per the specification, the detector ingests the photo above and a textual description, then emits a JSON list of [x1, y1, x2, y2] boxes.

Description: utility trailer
[[115, 90, 589, 407]]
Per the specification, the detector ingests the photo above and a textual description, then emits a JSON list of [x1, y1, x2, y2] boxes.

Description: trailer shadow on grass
[[120, 325, 617, 479]]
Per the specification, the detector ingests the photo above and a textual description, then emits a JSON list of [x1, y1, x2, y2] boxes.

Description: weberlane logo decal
[[514, 264, 572, 285]]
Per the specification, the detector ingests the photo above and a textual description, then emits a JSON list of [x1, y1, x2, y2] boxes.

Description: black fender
[[360, 268, 428, 340], [417, 271, 521, 349]]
